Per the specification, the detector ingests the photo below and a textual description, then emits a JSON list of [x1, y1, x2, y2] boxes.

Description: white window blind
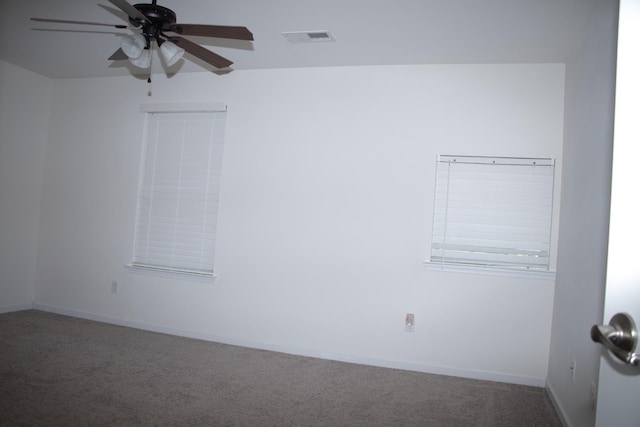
[[132, 109, 226, 276], [429, 155, 555, 271]]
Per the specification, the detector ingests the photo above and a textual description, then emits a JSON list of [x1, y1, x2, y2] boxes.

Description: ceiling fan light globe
[[160, 41, 185, 66], [120, 33, 146, 59], [129, 49, 152, 68]]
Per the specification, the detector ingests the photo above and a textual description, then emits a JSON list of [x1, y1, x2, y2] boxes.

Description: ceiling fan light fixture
[[159, 40, 185, 66], [129, 49, 152, 68], [121, 33, 147, 59]]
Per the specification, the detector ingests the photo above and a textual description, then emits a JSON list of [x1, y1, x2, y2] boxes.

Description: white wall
[[32, 63, 564, 385], [0, 61, 51, 311], [547, 1, 619, 426]]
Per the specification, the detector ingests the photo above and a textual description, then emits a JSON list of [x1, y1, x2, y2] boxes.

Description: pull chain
[[147, 47, 153, 96]]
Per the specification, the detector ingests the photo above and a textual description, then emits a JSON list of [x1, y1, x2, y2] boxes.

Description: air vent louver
[[282, 31, 335, 43]]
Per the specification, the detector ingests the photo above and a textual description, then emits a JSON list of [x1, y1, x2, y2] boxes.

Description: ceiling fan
[[31, 0, 253, 74]]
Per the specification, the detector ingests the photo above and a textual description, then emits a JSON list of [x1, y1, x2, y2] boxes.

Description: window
[[428, 155, 555, 272], [131, 104, 226, 276]]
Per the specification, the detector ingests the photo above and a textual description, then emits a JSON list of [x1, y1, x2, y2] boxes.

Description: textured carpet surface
[[0, 310, 562, 426]]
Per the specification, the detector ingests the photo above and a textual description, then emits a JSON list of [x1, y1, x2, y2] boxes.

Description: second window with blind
[[131, 105, 226, 277], [428, 155, 555, 273]]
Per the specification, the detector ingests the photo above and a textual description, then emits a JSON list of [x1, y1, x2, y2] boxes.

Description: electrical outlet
[[111, 280, 119, 294], [404, 313, 415, 332]]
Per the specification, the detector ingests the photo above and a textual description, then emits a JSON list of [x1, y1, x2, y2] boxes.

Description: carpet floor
[[0, 310, 562, 426]]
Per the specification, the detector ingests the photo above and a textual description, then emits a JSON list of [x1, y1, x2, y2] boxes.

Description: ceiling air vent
[[282, 31, 335, 43]]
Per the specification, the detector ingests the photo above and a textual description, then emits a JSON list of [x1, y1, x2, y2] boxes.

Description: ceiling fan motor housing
[[131, 3, 177, 45]]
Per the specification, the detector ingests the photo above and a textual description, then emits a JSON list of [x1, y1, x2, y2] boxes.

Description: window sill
[[126, 264, 217, 283], [423, 261, 556, 281]]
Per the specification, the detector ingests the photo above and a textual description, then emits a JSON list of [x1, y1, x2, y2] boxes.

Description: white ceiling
[[0, 0, 599, 79]]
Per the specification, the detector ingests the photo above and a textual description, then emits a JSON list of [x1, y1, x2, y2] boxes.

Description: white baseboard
[[31, 303, 546, 388], [32, 303, 132, 328], [546, 380, 572, 427], [0, 303, 34, 314]]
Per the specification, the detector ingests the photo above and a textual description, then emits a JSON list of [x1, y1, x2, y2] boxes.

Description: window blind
[[132, 110, 226, 276], [430, 155, 555, 271]]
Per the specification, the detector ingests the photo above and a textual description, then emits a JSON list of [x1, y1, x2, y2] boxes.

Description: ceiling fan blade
[[107, 0, 150, 23], [108, 48, 128, 61], [31, 17, 128, 29], [167, 24, 253, 41], [173, 37, 233, 69]]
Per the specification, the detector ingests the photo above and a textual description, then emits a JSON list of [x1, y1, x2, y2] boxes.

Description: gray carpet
[[0, 310, 562, 426]]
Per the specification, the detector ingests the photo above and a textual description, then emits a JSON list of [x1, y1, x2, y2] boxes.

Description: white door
[[593, 0, 640, 425]]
